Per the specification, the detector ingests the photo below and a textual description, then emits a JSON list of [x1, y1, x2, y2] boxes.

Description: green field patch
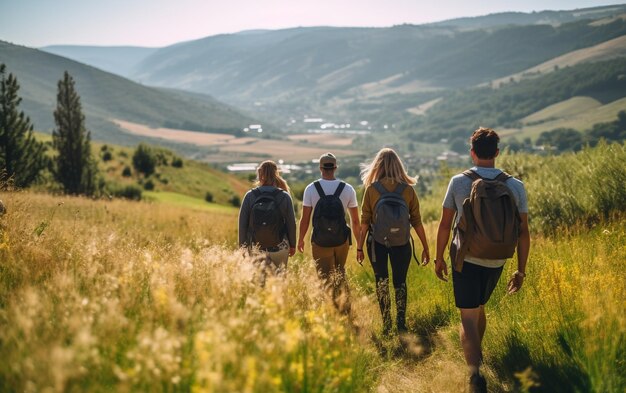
[[521, 96, 602, 125], [143, 190, 238, 213], [503, 97, 626, 140]]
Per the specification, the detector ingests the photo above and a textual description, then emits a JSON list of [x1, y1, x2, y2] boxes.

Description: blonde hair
[[255, 160, 290, 193], [360, 148, 417, 188]]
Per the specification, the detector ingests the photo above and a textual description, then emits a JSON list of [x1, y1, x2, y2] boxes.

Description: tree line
[[0, 63, 184, 198], [1, 63, 97, 194]]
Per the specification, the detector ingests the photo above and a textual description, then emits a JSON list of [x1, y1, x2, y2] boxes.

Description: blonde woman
[[238, 160, 296, 272], [356, 148, 430, 334]]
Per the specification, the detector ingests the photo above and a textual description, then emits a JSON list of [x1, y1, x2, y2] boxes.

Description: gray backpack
[[371, 182, 411, 247]]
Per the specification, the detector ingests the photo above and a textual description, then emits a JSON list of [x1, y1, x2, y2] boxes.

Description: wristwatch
[[514, 270, 526, 278]]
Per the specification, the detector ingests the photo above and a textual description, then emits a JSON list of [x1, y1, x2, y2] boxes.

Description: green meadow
[[0, 143, 624, 392]]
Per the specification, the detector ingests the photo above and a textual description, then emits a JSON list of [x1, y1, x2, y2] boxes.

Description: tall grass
[[0, 192, 376, 392], [499, 141, 626, 234], [1, 142, 625, 392]]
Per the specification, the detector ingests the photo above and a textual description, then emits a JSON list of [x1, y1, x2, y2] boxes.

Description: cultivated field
[[115, 120, 362, 163]]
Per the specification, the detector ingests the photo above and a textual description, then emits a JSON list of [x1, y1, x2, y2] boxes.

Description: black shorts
[[452, 262, 503, 309]]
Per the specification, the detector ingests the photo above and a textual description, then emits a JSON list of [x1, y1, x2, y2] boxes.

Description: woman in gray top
[[238, 160, 296, 271]]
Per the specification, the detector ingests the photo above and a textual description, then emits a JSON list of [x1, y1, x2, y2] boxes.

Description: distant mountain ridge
[[0, 41, 257, 144], [20, 3, 626, 149], [427, 4, 626, 29], [42, 45, 158, 77]]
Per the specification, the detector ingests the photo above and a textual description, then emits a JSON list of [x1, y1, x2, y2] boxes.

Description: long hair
[[255, 160, 290, 193], [360, 148, 417, 188]]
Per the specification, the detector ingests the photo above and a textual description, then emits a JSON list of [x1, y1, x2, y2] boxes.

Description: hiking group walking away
[[238, 128, 530, 393]]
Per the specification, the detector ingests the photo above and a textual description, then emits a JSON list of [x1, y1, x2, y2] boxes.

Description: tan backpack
[[450, 170, 521, 272]]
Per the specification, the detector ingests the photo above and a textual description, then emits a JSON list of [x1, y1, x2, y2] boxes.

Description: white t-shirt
[[302, 179, 358, 211]]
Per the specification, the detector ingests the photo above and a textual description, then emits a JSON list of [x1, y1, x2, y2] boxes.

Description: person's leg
[[452, 262, 483, 375], [459, 307, 483, 373], [332, 239, 351, 314], [312, 242, 334, 281], [389, 243, 411, 332], [478, 305, 486, 344], [368, 240, 392, 334]]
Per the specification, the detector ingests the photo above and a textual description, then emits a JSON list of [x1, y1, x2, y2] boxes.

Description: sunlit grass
[[1, 142, 625, 392]]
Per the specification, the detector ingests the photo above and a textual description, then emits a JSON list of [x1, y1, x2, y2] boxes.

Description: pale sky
[[1, 0, 624, 48]]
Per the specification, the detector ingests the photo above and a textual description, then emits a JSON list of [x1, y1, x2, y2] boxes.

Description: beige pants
[[312, 239, 351, 313]]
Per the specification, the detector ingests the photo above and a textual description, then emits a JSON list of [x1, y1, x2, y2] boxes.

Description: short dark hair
[[470, 127, 500, 159]]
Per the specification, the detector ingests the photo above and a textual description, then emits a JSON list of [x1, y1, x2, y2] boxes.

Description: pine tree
[[0, 64, 46, 188], [52, 71, 97, 195]]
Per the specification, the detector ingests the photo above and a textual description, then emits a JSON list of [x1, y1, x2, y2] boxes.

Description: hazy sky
[[1, 0, 624, 47]]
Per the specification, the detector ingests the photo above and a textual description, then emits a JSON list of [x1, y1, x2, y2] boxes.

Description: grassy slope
[[1, 144, 624, 392], [502, 97, 626, 140], [490, 34, 626, 87], [0, 41, 256, 142], [521, 96, 603, 125], [94, 142, 252, 205]]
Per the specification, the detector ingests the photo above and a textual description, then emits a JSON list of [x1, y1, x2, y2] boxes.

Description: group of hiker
[[238, 127, 530, 393]]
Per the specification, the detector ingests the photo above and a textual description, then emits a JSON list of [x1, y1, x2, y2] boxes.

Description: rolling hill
[[0, 41, 258, 144], [41, 45, 158, 77]]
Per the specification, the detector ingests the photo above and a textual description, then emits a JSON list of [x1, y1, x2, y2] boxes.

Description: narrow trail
[[349, 293, 510, 393], [372, 329, 509, 393]]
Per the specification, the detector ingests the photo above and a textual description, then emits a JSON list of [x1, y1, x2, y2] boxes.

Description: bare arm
[[297, 206, 312, 253], [508, 213, 530, 293], [356, 223, 369, 264], [412, 223, 430, 265], [435, 207, 455, 281], [348, 206, 361, 247]]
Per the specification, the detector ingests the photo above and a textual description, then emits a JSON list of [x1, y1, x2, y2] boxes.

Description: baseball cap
[[319, 152, 337, 169]]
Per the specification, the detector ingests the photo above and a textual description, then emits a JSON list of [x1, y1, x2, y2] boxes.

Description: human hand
[[356, 249, 365, 266], [507, 271, 525, 294], [297, 239, 305, 253], [421, 249, 430, 266], [435, 259, 448, 282], [289, 247, 296, 257]]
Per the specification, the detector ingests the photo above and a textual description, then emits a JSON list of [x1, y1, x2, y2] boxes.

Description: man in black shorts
[[434, 128, 530, 393]]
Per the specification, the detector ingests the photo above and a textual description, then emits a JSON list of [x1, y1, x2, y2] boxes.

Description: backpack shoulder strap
[[462, 170, 481, 182], [373, 181, 387, 195], [392, 183, 407, 195], [313, 181, 326, 197], [252, 187, 262, 198], [333, 181, 346, 197], [495, 171, 512, 183]]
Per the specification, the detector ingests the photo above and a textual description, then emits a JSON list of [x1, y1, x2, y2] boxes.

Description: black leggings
[[367, 239, 412, 288]]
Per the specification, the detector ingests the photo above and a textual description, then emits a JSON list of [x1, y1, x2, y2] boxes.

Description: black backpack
[[371, 182, 411, 247], [248, 188, 285, 250], [312, 181, 350, 247]]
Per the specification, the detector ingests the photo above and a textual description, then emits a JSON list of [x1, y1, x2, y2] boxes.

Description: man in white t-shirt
[[298, 152, 360, 313]]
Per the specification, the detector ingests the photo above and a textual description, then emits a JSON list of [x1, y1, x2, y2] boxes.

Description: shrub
[[122, 166, 132, 177], [132, 144, 156, 176], [143, 179, 155, 191], [172, 157, 183, 168], [102, 151, 113, 162], [229, 195, 240, 207], [205, 192, 214, 203], [112, 185, 142, 200]]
